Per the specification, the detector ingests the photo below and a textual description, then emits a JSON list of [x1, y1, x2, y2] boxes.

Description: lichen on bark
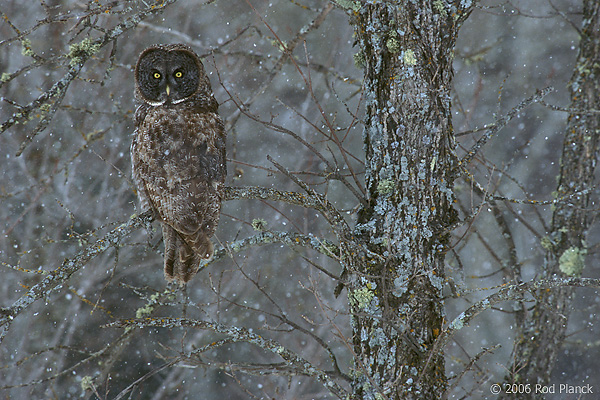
[[346, 1, 472, 398]]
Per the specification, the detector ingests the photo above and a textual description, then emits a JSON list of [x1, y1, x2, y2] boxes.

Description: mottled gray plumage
[[131, 44, 226, 284]]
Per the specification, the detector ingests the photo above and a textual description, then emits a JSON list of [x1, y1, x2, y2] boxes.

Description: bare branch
[[106, 317, 349, 398], [0, 211, 153, 342], [459, 87, 554, 168], [428, 277, 600, 363]]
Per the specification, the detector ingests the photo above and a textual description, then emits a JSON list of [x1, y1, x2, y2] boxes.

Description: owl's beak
[[165, 84, 171, 97]]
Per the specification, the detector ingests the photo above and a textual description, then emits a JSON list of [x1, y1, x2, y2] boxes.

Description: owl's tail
[[163, 224, 214, 284]]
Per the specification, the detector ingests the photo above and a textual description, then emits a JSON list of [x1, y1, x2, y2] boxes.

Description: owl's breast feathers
[[133, 101, 226, 186]]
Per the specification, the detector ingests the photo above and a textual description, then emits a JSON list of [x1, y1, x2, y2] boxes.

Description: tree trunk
[[346, 1, 471, 398], [501, 1, 600, 397]]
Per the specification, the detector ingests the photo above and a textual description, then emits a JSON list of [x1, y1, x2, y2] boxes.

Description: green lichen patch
[[558, 246, 586, 277], [135, 303, 153, 319], [353, 50, 365, 69], [68, 38, 102, 66], [39, 102, 53, 115], [21, 39, 34, 57], [134, 290, 174, 319], [334, 0, 361, 13], [433, 0, 448, 17], [80, 375, 94, 391], [350, 287, 375, 310], [319, 241, 339, 255], [377, 179, 395, 195], [386, 31, 400, 54], [403, 49, 417, 66], [450, 313, 465, 330], [270, 39, 287, 53], [251, 218, 267, 231], [540, 236, 554, 251]]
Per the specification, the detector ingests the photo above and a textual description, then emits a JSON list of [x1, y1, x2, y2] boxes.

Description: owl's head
[[134, 44, 211, 106]]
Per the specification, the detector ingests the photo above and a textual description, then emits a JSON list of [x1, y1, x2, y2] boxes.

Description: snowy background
[[0, 0, 598, 398]]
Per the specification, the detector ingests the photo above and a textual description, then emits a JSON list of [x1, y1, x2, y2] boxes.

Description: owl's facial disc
[[136, 48, 201, 106]]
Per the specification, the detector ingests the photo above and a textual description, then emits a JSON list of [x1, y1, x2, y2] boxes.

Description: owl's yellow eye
[[153, 72, 161, 79], [174, 71, 183, 78]]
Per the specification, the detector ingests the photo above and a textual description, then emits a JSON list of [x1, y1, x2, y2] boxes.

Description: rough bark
[[344, 1, 471, 398], [501, 1, 600, 397]]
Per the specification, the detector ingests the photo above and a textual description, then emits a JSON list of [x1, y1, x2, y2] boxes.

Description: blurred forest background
[[0, 0, 598, 399]]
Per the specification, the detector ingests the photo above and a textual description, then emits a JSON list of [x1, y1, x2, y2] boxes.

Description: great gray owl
[[131, 43, 226, 284]]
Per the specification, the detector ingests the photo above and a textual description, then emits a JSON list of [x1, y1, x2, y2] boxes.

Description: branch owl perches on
[[131, 43, 226, 284]]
